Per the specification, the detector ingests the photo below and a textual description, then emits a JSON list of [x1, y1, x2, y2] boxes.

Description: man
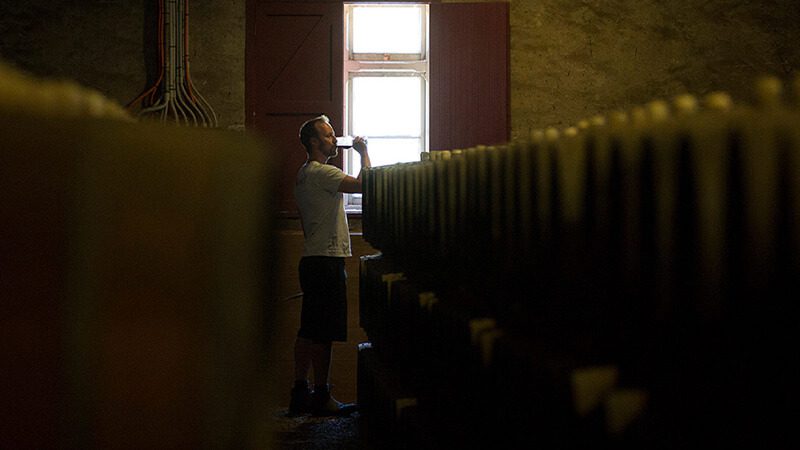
[[289, 115, 371, 416]]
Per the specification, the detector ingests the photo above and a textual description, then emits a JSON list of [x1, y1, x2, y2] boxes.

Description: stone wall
[[0, 0, 245, 130], [449, 0, 800, 140], [2, 0, 798, 138]]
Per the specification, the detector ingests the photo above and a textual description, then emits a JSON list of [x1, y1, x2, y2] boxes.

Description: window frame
[[343, 2, 430, 209], [347, 3, 428, 62]]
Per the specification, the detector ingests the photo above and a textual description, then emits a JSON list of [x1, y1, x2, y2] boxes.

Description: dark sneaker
[[288, 380, 312, 416], [311, 385, 358, 417]]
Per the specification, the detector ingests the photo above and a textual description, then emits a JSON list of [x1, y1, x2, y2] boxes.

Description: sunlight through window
[[345, 3, 428, 208], [352, 6, 423, 55], [352, 77, 422, 137]]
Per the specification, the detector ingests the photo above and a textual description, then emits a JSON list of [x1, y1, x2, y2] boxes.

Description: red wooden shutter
[[430, 2, 510, 151], [246, 1, 344, 214], [246, 1, 509, 211]]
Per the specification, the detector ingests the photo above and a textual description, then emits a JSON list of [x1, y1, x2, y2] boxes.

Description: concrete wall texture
[[0, 0, 246, 130], [447, 0, 800, 141], [2, 1, 798, 137]]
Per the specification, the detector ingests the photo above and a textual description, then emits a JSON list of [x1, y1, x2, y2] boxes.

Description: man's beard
[[328, 145, 338, 159]]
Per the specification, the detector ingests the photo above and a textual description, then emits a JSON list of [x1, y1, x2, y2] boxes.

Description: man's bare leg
[[289, 337, 319, 415]]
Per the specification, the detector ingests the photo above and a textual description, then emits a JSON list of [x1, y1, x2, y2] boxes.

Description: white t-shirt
[[295, 160, 351, 257]]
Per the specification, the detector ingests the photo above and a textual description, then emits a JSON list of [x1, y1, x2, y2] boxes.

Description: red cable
[[126, 0, 165, 109], [183, 0, 199, 103], [148, 0, 166, 106]]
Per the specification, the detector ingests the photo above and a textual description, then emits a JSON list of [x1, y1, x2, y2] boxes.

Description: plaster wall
[[450, 0, 800, 140], [2, 1, 798, 138], [0, 0, 246, 130]]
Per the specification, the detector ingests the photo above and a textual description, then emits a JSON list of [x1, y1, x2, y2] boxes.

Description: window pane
[[350, 138, 422, 173], [352, 6, 422, 54], [352, 77, 422, 137]]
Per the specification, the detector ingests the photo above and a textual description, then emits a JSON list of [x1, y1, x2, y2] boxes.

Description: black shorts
[[298, 256, 348, 342]]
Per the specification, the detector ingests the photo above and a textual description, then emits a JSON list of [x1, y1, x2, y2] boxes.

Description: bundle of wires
[[127, 0, 217, 126]]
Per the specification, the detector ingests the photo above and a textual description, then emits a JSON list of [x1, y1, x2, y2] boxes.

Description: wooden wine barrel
[[1, 113, 278, 449]]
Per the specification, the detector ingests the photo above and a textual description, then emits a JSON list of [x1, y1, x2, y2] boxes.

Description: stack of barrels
[[0, 61, 133, 120], [358, 76, 799, 449], [1, 62, 277, 448]]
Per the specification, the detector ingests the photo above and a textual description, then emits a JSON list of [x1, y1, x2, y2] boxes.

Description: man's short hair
[[299, 114, 330, 153]]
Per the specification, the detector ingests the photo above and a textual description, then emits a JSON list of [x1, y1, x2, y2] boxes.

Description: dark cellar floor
[[271, 410, 368, 450]]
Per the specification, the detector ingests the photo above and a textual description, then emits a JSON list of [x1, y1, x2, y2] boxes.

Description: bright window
[[351, 6, 424, 56], [344, 3, 429, 209]]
